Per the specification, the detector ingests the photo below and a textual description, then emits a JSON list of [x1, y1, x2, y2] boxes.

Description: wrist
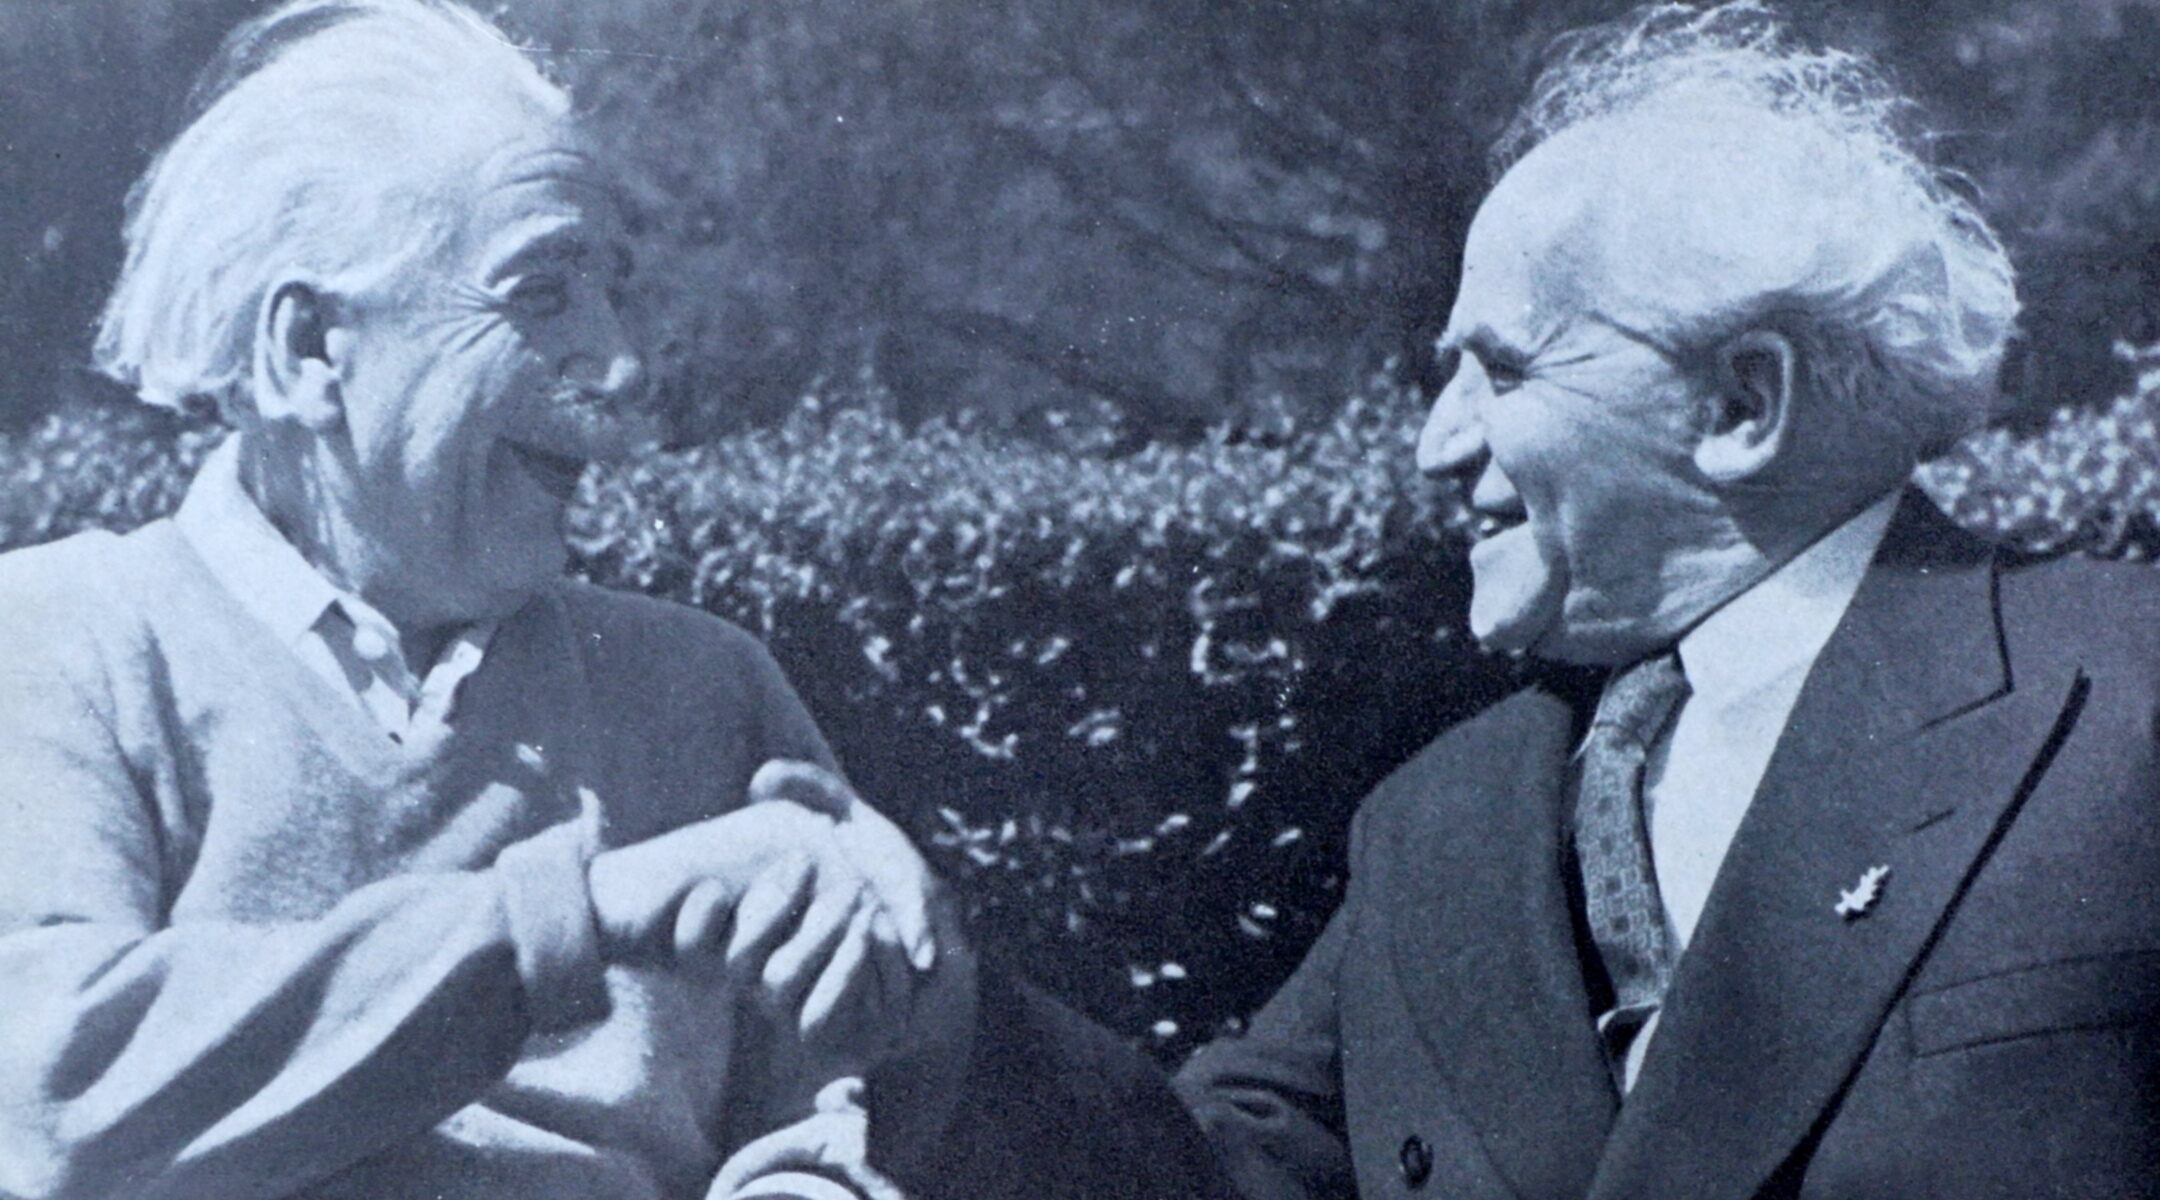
[[496, 819, 609, 1031], [583, 844, 646, 965]]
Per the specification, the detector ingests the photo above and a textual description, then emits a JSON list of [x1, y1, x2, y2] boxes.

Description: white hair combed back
[[1496, 1, 2020, 458], [94, 0, 569, 415]]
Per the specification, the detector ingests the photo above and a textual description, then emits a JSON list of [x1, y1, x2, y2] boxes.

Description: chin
[[1530, 598, 1682, 668], [1467, 539, 1566, 659]]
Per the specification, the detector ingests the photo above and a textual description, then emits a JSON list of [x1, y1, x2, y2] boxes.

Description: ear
[[1693, 328, 1794, 483], [253, 280, 348, 432]]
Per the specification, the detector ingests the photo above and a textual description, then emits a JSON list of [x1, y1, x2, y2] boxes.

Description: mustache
[[547, 381, 633, 410], [527, 382, 665, 453]]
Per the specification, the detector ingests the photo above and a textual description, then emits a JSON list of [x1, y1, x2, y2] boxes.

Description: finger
[[711, 800, 827, 878], [866, 907, 912, 1019], [865, 913, 915, 1054], [867, 904, 906, 982], [799, 900, 880, 1040], [726, 852, 816, 973], [673, 875, 737, 967], [748, 759, 855, 820], [761, 873, 866, 1016], [840, 820, 937, 973], [853, 890, 904, 966], [752, 760, 939, 973]]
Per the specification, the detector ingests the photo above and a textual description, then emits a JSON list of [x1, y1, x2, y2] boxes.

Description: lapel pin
[[1835, 865, 1891, 920]]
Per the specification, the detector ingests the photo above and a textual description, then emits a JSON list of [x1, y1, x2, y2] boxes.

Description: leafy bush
[[568, 382, 1528, 1050], [1917, 344, 2160, 559], [0, 403, 221, 547], [8, 361, 2160, 1055]]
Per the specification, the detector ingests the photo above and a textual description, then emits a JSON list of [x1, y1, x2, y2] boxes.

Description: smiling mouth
[[1466, 510, 1526, 543], [506, 441, 588, 502]]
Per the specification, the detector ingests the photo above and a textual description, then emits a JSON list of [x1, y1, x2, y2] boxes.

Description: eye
[[505, 276, 570, 319], [1482, 357, 1527, 391]]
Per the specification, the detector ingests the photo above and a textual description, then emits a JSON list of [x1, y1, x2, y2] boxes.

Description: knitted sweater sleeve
[[0, 537, 606, 1200]]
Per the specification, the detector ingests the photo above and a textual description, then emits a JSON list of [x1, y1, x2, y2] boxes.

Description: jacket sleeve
[[0, 587, 608, 1200], [885, 821, 1366, 1200], [879, 968, 1246, 1200], [1170, 901, 1357, 1200]]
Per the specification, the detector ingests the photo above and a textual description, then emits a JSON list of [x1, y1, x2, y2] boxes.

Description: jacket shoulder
[[1996, 551, 2160, 683], [0, 525, 169, 645], [549, 577, 775, 678], [1349, 683, 1577, 863], [0, 527, 128, 600]]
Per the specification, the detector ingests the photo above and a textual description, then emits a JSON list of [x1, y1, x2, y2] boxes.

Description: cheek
[[1509, 397, 1673, 515], [1481, 403, 1574, 519], [419, 346, 544, 472]]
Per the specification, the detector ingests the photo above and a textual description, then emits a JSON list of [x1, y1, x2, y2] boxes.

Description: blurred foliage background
[[6, 0, 2160, 1056], [11, 355, 2160, 1053], [6, 0, 2160, 438]]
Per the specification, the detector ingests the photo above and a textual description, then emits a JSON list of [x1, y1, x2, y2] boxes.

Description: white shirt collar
[[1675, 491, 1901, 709], [175, 438, 345, 648], [174, 438, 498, 733]]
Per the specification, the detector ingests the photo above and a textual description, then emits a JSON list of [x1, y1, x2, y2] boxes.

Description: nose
[[1415, 357, 1488, 478]]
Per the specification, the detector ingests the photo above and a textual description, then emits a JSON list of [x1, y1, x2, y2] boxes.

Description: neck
[[1730, 416, 1916, 555], [1669, 482, 1906, 646], [236, 431, 464, 666]]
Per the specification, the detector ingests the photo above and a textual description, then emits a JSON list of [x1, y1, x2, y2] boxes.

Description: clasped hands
[[585, 760, 957, 1064]]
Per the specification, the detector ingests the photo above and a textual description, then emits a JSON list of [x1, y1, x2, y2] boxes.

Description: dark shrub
[[568, 383, 1529, 1049], [8, 359, 2160, 1054]]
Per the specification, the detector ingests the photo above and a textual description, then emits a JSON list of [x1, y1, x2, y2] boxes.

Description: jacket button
[[1399, 1134, 1433, 1189]]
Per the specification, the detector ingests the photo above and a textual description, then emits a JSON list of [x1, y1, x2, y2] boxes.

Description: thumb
[[750, 759, 856, 821]]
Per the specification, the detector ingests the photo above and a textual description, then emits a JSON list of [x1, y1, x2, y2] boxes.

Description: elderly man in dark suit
[[891, 4, 2160, 1198]]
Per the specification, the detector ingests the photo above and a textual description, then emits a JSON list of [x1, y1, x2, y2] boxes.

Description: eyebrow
[[513, 230, 591, 266], [1596, 314, 1683, 359], [483, 222, 632, 286], [1436, 323, 1534, 367]]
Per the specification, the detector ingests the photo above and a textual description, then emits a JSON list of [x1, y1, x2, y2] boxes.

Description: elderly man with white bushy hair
[[0, 3, 968, 1199], [889, 5, 2160, 1199]]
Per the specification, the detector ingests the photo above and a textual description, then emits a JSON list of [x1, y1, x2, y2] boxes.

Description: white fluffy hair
[[1495, 1, 2020, 458], [94, 0, 569, 416]]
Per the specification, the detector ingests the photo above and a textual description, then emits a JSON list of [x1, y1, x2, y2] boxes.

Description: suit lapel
[[1386, 686, 1618, 1199], [1589, 495, 2088, 1199]]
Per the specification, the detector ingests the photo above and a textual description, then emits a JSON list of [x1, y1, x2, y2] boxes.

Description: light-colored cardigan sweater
[[0, 509, 837, 1199]]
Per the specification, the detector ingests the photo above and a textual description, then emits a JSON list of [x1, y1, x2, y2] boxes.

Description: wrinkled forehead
[[1465, 104, 1897, 344], [474, 134, 622, 266], [1451, 163, 1601, 346], [405, 105, 623, 269], [464, 122, 617, 221]]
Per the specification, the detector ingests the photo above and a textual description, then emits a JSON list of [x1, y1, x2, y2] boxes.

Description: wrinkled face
[[1417, 135, 1731, 666], [331, 113, 653, 629]]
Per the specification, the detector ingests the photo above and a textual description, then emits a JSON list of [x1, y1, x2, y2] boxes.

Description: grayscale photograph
[[0, 1, 2156, 1196]]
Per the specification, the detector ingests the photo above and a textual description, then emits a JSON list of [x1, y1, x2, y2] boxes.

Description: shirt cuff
[[494, 816, 609, 1033]]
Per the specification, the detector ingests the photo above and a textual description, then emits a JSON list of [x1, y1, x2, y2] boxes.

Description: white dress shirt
[[1617, 491, 1899, 1089], [174, 440, 496, 743]]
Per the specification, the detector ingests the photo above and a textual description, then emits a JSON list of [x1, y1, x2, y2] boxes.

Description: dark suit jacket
[[902, 493, 2160, 1200]]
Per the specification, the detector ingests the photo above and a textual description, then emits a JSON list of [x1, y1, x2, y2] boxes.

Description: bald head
[[1483, 1, 2018, 461], [95, 0, 574, 416], [1495, 109, 1857, 337], [1421, 3, 2021, 664]]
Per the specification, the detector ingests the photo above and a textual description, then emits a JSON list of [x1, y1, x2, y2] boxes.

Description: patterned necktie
[[1575, 650, 1690, 1085]]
